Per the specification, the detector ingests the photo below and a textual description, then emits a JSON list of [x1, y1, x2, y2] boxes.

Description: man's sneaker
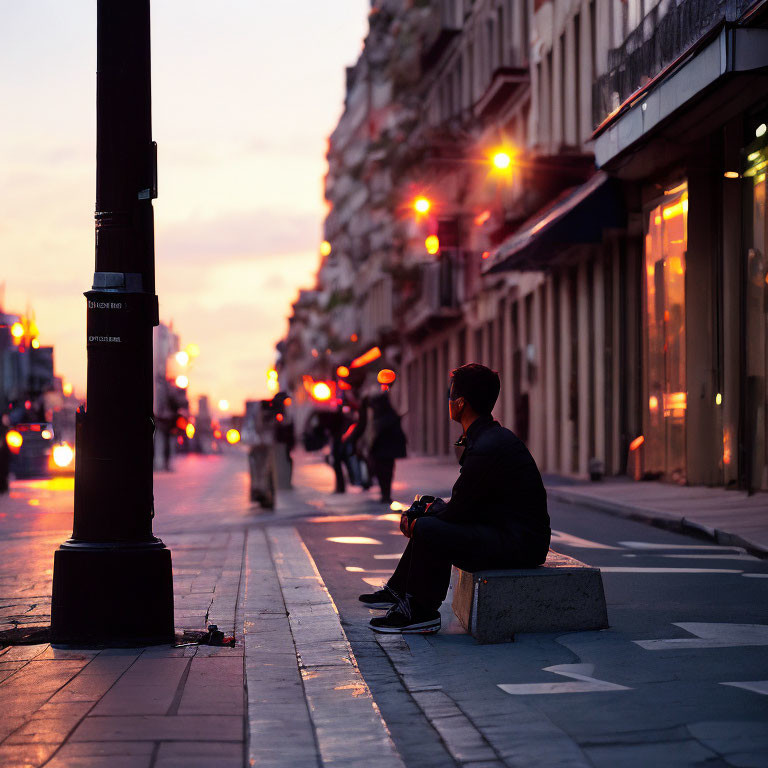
[[359, 585, 400, 610], [369, 605, 441, 634]]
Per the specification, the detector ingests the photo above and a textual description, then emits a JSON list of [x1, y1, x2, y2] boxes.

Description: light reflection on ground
[[326, 536, 383, 545]]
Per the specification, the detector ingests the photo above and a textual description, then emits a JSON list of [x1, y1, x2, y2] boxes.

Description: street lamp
[[492, 151, 512, 170], [414, 196, 431, 214], [51, 0, 174, 646]]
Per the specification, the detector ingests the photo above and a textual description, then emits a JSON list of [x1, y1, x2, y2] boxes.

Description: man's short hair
[[450, 363, 500, 416]]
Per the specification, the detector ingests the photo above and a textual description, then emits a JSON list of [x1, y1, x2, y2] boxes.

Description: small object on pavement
[[172, 624, 235, 648]]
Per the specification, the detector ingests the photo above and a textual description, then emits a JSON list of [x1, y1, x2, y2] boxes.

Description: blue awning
[[484, 172, 624, 274]]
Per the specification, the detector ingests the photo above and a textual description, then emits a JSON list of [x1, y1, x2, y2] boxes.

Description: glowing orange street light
[[377, 369, 396, 385], [10, 322, 24, 340], [6, 430, 23, 453], [62, 382, 73, 397], [185, 423, 196, 439], [226, 428, 241, 445], [218, 399, 229, 411], [53, 442, 75, 469], [336, 366, 350, 378], [312, 382, 332, 402], [284, 397, 292, 406], [175, 350, 190, 366], [414, 197, 431, 214], [492, 151, 512, 170], [350, 346, 381, 369], [175, 375, 189, 389], [320, 240, 332, 257], [186, 343, 200, 358], [425, 235, 440, 255], [31, 339, 40, 349]]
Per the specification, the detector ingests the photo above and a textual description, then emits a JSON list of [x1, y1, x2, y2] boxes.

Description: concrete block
[[452, 550, 609, 644]]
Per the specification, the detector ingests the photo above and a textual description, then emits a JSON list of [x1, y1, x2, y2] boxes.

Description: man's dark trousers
[[387, 516, 533, 612]]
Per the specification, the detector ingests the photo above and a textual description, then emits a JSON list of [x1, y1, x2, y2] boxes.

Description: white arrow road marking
[[721, 681, 768, 696], [498, 664, 631, 695], [550, 530, 621, 549], [635, 623, 768, 650], [600, 567, 742, 574], [619, 541, 746, 552]]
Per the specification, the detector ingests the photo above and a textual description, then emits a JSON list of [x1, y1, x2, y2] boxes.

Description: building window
[[589, 0, 596, 78], [522, 0, 529, 64], [497, 6, 505, 68], [559, 32, 566, 146], [486, 19, 495, 80], [574, 12, 581, 144], [643, 182, 688, 483]]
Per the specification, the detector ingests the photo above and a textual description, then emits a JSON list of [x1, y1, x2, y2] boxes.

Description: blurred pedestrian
[[0, 416, 11, 494], [368, 392, 407, 504]]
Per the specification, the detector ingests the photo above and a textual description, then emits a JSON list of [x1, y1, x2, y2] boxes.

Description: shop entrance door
[[744, 144, 768, 491], [643, 183, 688, 483]]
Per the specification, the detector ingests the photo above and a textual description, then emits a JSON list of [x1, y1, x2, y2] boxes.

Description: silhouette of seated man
[[359, 363, 551, 634]]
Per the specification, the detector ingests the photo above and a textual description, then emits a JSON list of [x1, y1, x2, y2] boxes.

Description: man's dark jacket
[[434, 415, 550, 565]]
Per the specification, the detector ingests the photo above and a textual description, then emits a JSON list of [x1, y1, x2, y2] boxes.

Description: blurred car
[[7, 422, 55, 479], [5, 422, 76, 479]]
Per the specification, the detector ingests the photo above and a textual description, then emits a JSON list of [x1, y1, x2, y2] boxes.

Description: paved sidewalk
[[0, 528, 249, 768], [546, 478, 768, 558]]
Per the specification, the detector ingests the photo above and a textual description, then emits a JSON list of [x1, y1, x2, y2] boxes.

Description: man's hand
[[400, 514, 416, 538], [400, 495, 436, 539]]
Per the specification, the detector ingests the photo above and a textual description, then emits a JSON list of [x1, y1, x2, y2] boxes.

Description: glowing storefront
[[595, 20, 768, 490]]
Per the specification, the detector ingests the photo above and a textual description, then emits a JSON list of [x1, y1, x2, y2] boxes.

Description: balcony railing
[[405, 255, 464, 334], [593, 0, 757, 129]]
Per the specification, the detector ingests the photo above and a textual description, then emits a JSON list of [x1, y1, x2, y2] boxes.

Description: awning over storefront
[[484, 172, 624, 274], [594, 26, 768, 172]]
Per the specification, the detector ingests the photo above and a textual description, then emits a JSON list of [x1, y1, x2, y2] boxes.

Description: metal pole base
[[51, 541, 174, 646]]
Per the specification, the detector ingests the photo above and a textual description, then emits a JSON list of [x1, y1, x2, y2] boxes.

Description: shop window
[[643, 182, 688, 483], [743, 130, 768, 490]]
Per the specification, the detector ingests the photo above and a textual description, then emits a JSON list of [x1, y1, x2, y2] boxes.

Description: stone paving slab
[[90, 657, 188, 716], [69, 714, 243, 742], [155, 741, 244, 768], [177, 656, 245, 715], [267, 526, 406, 768], [243, 528, 320, 768]]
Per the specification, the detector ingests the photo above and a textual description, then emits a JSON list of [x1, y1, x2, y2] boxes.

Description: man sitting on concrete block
[[360, 363, 551, 634]]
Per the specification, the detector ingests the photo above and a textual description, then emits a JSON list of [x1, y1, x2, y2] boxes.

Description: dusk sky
[[0, 1, 369, 409]]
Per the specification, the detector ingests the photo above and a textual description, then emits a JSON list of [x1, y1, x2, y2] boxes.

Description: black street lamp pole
[[51, 0, 174, 645]]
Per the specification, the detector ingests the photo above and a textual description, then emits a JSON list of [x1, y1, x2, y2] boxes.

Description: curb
[[546, 486, 768, 560]]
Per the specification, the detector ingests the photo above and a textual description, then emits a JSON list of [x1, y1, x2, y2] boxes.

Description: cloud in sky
[[0, 0, 369, 407], [156, 208, 321, 264]]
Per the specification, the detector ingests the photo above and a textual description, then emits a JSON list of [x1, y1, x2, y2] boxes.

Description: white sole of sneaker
[[361, 602, 396, 609], [370, 620, 441, 634]]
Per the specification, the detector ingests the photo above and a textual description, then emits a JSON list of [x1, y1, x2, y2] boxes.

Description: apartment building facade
[[279, 0, 768, 491]]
